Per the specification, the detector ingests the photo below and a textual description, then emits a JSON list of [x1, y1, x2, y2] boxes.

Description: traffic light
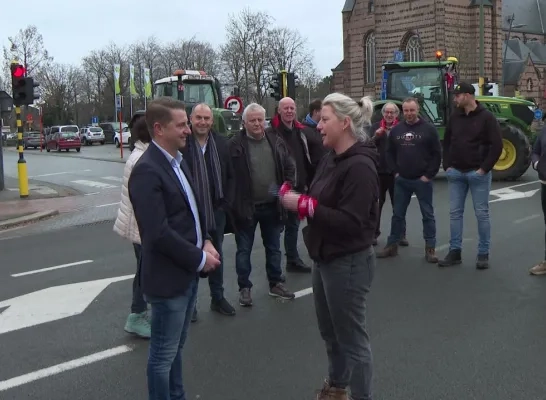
[[269, 73, 283, 101], [286, 72, 299, 99], [10, 62, 40, 106], [11, 63, 26, 106], [483, 77, 493, 96]]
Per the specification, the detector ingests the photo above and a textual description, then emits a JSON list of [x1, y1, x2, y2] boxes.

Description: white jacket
[[113, 141, 149, 244]]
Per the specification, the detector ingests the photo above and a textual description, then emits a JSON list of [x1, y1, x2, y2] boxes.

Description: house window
[[368, 0, 374, 13], [365, 32, 376, 84], [405, 35, 422, 62], [527, 78, 533, 91]]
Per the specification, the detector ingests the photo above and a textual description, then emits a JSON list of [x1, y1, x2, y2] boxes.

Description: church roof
[[342, 0, 355, 13], [502, 0, 546, 34]]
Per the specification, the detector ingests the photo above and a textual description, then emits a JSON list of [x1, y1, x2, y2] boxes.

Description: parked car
[[23, 131, 43, 149], [80, 126, 105, 145], [114, 126, 131, 148], [100, 122, 127, 144], [46, 131, 81, 152]]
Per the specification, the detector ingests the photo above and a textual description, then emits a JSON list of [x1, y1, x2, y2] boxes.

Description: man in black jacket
[[184, 103, 236, 320], [129, 97, 220, 400], [230, 103, 296, 307], [267, 96, 325, 274], [438, 82, 502, 269], [376, 97, 442, 263], [369, 102, 408, 247]]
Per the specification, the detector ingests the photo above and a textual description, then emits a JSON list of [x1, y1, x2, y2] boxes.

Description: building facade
[[331, 0, 546, 108]]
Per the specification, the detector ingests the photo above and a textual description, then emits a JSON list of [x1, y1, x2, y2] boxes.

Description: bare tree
[[222, 8, 272, 104], [2, 25, 53, 77], [39, 63, 80, 124]]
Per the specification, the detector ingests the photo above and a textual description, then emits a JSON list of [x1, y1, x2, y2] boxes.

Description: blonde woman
[[113, 112, 151, 338], [280, 94, 378, 400]]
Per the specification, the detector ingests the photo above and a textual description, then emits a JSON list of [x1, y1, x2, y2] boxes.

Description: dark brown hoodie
[[302, 140, 380, 263]]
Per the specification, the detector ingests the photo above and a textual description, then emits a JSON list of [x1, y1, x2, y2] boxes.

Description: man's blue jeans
[[446, 168, 492, 255], [235, 202, 283, 289], [387, 176, 436, 247], [146, 278, 199, 400]]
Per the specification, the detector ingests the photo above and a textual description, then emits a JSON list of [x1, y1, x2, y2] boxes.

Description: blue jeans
[[387, 176, 436, 247], [284, 211, 302, 262], [207, 208, 226, 301], [446, 168, 492, 255], [235, 202, 283, 290], [146, 278, 199, 400]]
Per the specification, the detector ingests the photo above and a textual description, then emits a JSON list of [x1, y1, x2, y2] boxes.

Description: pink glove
[[279, 182, 292, 197]]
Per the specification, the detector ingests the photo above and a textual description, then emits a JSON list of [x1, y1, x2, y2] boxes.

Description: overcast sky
[[2, 0, 343, 78]]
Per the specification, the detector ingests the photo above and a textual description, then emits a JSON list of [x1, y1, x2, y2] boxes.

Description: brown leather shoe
[[315, 380, 349, 400], [425, 247, 438, 263], [376, 243, 398, 258]]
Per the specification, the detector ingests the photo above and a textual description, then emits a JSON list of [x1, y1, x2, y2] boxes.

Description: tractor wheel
[[492, 124, 531, 181]]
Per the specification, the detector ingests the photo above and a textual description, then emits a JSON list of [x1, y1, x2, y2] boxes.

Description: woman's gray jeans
[[313, 247, 375, 400]]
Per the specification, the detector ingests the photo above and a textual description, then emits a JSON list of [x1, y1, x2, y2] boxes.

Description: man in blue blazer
[[129, 96, 221, 400]]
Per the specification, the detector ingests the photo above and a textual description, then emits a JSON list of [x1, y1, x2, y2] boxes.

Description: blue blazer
[[128, 143, 209, 298]]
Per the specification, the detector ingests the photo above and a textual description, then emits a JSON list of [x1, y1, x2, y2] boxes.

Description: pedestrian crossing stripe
[[102, 176, 123, 182], [70, 180, 117, 189]]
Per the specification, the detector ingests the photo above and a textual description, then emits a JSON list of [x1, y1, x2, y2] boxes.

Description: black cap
[[453, 82, 475, 95]]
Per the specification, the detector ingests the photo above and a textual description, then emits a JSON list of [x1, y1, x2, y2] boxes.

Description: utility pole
[[479, 2, 485, 96]]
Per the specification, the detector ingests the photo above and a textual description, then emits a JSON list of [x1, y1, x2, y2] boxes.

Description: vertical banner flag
[[113, 64, 121, 95], [129, 65, 137, 97], [143, 68, 152, 99]]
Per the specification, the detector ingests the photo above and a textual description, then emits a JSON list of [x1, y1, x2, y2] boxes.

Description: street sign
[[0, 274, 134, 335], [115, 95, 122, 110], [91, 116, 99, 125], [0, 91, 13, 115], [224, 96, 243, 114], [534, 109, 543, 120], [26, 114, 33, 123], [393, 51, 404, 62]]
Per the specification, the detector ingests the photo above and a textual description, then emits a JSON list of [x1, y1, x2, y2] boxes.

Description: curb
[[0, 210, 60, 230]]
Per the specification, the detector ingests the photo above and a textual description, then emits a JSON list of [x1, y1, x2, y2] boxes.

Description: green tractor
[[154, 69, 242, 137], [373, 60, 537, 180]]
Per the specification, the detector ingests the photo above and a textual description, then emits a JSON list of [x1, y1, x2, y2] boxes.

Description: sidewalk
[[0, 176, 82, 229]]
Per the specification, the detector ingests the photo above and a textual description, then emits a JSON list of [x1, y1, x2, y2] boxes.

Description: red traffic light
[[12, 65, 25, 78]]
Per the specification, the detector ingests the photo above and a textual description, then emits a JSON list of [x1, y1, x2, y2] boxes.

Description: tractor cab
[[379, 59, 456, 126], [153, 70, 241, 137]]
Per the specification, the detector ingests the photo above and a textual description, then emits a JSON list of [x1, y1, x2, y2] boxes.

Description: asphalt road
[[1, 167, 546, 399]]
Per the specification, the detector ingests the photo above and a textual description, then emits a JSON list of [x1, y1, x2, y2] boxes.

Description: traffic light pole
[[479, 2, 485, 96], [281, 70, 288, 98], [15, 106, 29, 198], [0, 118, 4, 191]]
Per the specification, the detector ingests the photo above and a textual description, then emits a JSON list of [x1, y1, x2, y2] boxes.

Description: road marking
[[294, 287, 313, 298], [11, 260, 94, 277], [502, 180, 540, 189], [514, 214, 541, 224], [489, 188, 540, 203], [0, 274, 134, 335], [70, 180, 117, 189], [96, 202, 120, 208], [29, 170, 91, 178], [102, 176, 123, 182], [84, 192, 100, 196], [0, 345, 133, 392]]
